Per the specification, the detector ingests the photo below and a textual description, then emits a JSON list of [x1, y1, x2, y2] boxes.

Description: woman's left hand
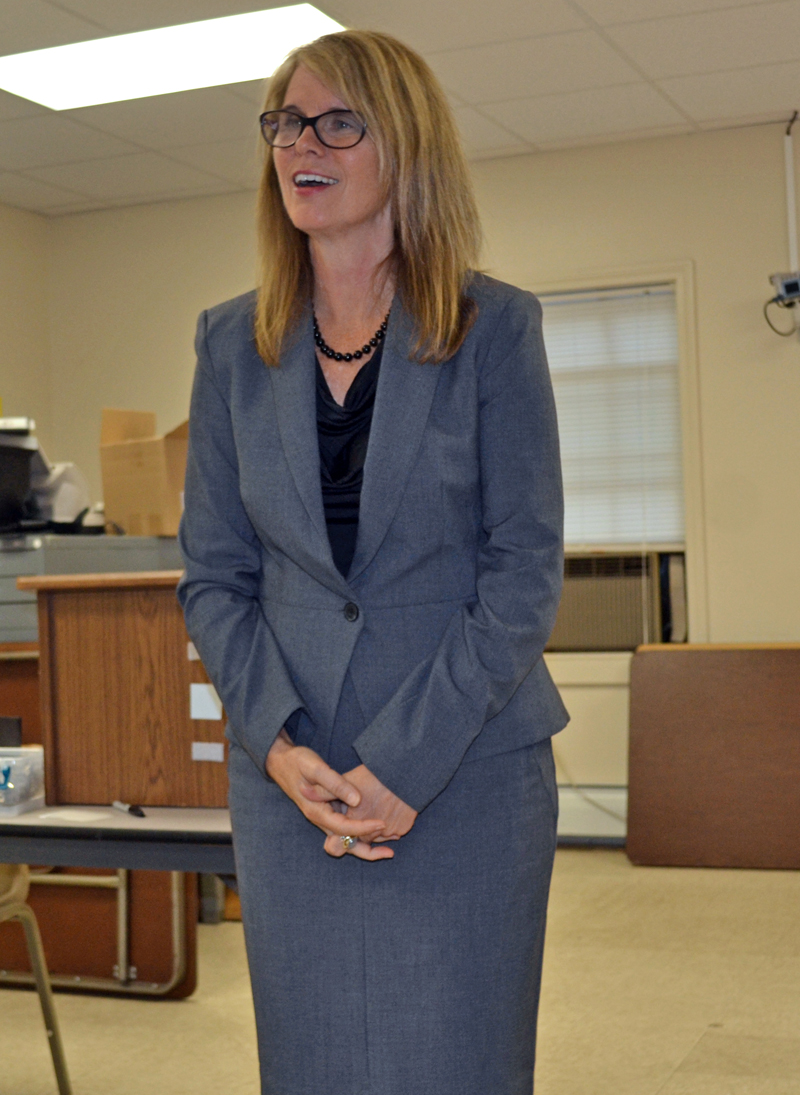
[[322, 765, 417, 858]]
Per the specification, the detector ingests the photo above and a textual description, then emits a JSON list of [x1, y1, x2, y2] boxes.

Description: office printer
[[0, 418, 91, 533]]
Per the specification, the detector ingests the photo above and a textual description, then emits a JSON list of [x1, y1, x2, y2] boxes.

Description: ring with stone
[[341, 835, 358, 851]]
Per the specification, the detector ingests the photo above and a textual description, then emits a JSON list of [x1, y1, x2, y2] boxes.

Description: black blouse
[[316, 341, 383, 577]]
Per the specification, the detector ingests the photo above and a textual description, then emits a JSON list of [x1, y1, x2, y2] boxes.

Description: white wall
[[0, 204, 51, 452], [1, 121, 798, 646]]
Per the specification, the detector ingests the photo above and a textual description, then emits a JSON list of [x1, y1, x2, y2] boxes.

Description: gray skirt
[[228, 675, 558, 1095]]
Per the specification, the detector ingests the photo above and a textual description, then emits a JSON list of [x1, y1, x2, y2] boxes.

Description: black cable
[[787, 110, 798, 137], [763, 296, 798, 336]]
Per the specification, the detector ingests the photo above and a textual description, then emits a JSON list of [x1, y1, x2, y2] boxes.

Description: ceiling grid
[[0, 0, 797, 215]]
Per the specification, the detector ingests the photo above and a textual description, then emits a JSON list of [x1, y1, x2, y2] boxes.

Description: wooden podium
[[0, 572, 214, 998], [627, 644, 800, 869], [17, 571, 228, 808]]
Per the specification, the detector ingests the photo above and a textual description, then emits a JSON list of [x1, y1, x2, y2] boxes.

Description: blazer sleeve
[[352, 293, 564, 812], [177, 310, 304, 773]]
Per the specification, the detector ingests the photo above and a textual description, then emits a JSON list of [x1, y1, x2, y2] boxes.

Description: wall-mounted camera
[[769, 272, 800, 304], [764, 274, 800, 336]]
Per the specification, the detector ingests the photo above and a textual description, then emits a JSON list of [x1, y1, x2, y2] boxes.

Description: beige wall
[[0, 121, 797, 642], [472, 123, 800, 644], [47, 190, 258, 503], [0, 204, 51, 451]]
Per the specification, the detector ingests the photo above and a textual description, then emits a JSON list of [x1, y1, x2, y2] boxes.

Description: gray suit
[[178, 273, 568, 1094]]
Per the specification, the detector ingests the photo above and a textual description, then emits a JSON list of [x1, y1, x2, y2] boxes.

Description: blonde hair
[[255, 29, 481, 366]]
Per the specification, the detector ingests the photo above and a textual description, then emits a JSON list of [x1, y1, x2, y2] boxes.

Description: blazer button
[[343, 602, 359, 622]]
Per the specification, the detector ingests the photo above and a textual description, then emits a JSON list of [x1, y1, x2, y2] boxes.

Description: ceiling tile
[[42, 197, 142, 214], [428, 30, 641, 104], [225, 78, 271, 108], [0, 0, 793, 205], [482, 82, 689, 146], [53, 1, 293, 34], [0, 113, 138, 170], [0, 169, 83, 211], [326, 0, 585, 53], [452, 105, 532, 157], [0, 89, 46, 123], [604, 2, 800, 79], [573, 0, 779, 25], [659, 58, 800, 123], [445, 89, 467, 109], [26, 150, 235, 200], [168, 136, 263, 188], [41, 201, 111, 214], [0, 0, 103, 56], [43, 194, 168, 214], [43, 192, 236, 214], [64, 86, 261, 149]]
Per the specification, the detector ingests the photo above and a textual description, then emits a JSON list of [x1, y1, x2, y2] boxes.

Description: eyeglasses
[[260, 109, 367, 149]]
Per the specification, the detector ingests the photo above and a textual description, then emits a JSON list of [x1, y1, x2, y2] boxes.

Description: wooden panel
[[0, 642, 39, 655], [43, 584, 227, 807], [637, 643, 800, 652], [37, 594, 58, 803], [0, 870, 197, 999], [627, 647, 800, 868], [0, 869, 118, 979], [128, 871, 197, 995], [0, 655, 41, 743]]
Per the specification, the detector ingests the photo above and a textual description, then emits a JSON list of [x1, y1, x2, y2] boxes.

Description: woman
[[178, 29, 568, 1095]]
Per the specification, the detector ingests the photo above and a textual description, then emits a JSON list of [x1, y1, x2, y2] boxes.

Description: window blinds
[[540, 284, 684, 546]]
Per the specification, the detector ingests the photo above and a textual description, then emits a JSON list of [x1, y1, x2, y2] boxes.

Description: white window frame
[[522, 261, 708, 642]]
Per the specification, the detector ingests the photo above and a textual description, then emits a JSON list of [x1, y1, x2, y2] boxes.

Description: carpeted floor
[[2, 848, 798, 1094]]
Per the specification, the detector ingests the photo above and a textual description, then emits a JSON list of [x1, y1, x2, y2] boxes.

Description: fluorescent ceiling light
[[0, 5, 343, 111]]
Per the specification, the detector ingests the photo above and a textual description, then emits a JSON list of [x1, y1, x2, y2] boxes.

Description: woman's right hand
[[265, 729, 391, 860]]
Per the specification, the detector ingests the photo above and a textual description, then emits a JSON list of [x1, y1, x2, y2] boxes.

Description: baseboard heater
[[546, 552, 687, 651]]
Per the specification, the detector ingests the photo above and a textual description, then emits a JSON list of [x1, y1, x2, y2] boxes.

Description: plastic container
[[0, 745, 45, 816]]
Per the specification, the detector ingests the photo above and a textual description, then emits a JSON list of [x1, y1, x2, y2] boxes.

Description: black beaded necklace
[[313, 312, 389, 363]]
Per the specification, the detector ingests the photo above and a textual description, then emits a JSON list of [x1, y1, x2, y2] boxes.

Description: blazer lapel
[[348, 301, 442, 583], [268, 309, 345, 585]]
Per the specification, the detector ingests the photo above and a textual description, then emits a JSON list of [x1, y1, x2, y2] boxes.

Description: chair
[[0, 863, 72, 1094]]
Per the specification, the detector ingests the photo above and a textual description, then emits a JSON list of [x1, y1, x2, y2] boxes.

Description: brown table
[[0, 808, 232, 998], [627, 643, 800, 868]]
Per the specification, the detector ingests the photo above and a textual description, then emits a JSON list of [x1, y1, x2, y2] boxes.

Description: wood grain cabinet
[[0, 646, 40, 742], [18, 572, 228, 808], [627, 644, 800, 868]]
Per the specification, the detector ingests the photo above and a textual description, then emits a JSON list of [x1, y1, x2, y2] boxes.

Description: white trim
[[557, 786, 627, 841], [544, 651, 632, 687], [785, 128, 799, 272], [565, 542, 685, 554], [518, 261, 710, 642]]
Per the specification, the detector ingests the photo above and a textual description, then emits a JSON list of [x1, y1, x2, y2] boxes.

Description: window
[[540, 284, 684, 546]]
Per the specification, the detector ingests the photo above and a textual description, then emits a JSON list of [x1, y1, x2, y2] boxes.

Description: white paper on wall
[[191, 741, 225, 762], [190, 683, 222, 720]]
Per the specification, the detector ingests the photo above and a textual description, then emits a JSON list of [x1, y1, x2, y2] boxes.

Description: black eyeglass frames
[[259, 109, 367, 150]]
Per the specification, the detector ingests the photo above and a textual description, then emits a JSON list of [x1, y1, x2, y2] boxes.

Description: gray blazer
[[177, 274, 568, 812]]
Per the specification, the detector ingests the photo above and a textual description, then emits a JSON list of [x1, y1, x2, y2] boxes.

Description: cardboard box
[[100, 409, 188, 537]]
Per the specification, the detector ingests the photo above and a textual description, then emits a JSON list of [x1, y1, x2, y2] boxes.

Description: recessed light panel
[[0, 5, 343, 111]]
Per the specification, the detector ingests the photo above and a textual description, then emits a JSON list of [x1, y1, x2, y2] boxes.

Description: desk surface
[[0, 806, 234, 873]]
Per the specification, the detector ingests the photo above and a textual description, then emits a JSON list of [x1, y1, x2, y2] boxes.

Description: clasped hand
[[265, 729, 417, 861]]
